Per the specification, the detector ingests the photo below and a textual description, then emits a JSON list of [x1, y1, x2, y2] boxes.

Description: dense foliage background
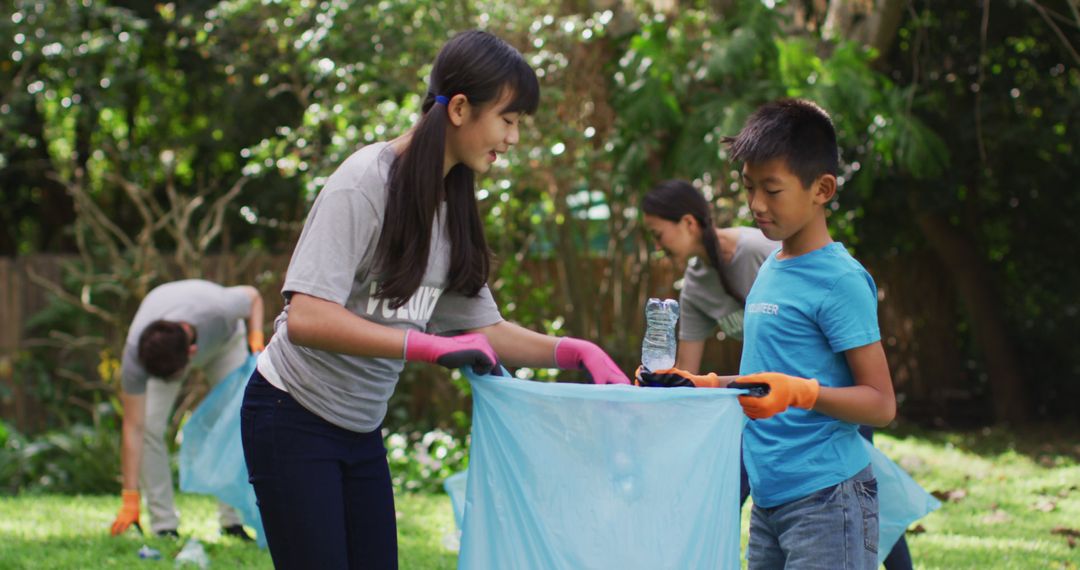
[[2, 0, 1078, 492]]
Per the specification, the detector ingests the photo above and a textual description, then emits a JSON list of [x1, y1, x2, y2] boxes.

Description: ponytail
[[373, 30, 539, 309], [374, 98, 459, 308]]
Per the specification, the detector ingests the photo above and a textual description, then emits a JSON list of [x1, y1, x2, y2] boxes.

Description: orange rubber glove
[[636, 367, 728, 388], [248, 330, 265, 354], [110, 489, 141, 536], [737, 372, 820, 419]]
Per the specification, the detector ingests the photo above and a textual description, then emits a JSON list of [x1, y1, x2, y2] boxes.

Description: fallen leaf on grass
[[907, 524, 927, 535], [1051, 527, 1079, 549], [982, 508, 1011, 524], [1032, 499, 1057, 512], [931, 489, 967, 502], [898, 455, 925, 472]]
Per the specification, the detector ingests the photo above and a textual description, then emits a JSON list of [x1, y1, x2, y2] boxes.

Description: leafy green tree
[[4, 0, 1078, 430], [871, 0, 1080, 423]]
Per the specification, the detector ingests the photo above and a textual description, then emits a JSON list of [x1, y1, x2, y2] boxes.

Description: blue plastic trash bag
[[448, 453, 940, 565], [866, 439, 941, 564], [457, 369, 745, 570], [179, 355, 266, 548], [448, 372, 941, 568], [443, 470, 469, 531]]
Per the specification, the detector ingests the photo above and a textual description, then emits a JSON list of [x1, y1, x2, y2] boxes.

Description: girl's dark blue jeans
[[241, 369, 398, 570]]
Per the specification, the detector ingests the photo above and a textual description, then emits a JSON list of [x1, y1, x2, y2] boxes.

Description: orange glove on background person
[[737, 372, 820, 419], [110, 489, 141, 535], [636, 367, 729, 388], [248, 329, 265, 353]]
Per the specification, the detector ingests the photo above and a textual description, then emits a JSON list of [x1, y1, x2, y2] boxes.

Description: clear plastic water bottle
[[137, 545, 162, 560], [174, 538, 210, 568], [641, 298, 679, 371]]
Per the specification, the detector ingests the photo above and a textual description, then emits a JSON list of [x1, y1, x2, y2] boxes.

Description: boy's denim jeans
[[747, 464, 878, 570]]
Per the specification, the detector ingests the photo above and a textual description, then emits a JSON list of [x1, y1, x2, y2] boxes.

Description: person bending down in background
[[110, 279, 264, 540]]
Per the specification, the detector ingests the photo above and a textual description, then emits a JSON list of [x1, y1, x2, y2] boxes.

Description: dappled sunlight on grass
[[395, 493, 459, 569], [1, 427, 1077, 568], [911, 533, 1078, 569], [0, 495, 270, 568], [0, 495, 114, 540], [0, 493, 457, 569], [876, 429, 1080, 569]]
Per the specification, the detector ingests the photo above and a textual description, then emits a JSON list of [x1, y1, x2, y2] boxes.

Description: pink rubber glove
[[555, 337, 631, 385], [405, 331, 499, 375]]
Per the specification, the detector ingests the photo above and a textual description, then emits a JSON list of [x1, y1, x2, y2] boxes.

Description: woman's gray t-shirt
[[678, 227, 778, 342], [264, 142, 503, 432]]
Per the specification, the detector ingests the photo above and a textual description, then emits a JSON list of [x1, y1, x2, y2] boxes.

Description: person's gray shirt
[[264, 142, 503, 433], [678, 227, 779, 342], [121, 280, 252, 394]]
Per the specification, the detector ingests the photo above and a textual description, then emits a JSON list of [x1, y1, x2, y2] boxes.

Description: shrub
[[385, 428, 469, 494], [0, 413, 120, 495]]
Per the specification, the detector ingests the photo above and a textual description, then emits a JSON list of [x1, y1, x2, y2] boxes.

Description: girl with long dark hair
[[241, 30, 628, 569], [641, 179, 777, 372]]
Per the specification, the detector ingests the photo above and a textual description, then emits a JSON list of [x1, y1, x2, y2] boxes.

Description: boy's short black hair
[[724, 99, 839, 188], [137, 320, 191, 379]]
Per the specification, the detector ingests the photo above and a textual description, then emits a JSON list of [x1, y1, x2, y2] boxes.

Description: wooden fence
[[0, 251, 971, 433], [0, 254, 290, 432]]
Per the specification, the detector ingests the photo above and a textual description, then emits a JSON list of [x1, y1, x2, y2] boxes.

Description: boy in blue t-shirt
[[641, 99, 896, 569]]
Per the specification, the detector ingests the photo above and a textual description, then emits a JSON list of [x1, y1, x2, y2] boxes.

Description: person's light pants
[[141, 326, 248, 532]]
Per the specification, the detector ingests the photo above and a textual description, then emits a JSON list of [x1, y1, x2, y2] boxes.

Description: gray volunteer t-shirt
[[264, 142, 503, 433], [679, 227, 778, 342], [121, 280, 252, 394]]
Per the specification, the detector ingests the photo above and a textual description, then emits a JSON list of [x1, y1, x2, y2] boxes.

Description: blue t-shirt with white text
[[739, 242, 880, 508]]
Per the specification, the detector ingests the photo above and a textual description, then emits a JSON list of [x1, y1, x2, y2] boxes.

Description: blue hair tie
[[435, 95, 450, 106]]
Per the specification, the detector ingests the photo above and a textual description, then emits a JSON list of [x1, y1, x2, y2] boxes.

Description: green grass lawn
[[0, 493, 458, 569], [870, 426, 1080, 569], [0, 426, 1077, 569]]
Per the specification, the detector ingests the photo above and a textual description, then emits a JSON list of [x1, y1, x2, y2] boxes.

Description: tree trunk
[[823, 0, 906, 59], [914, 211, 1029, 424]]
